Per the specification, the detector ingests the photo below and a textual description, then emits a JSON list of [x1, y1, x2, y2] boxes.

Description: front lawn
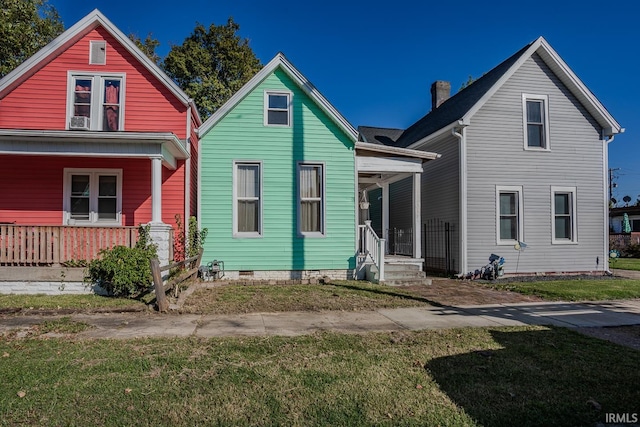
[[611, 257, 640, 271], [1, 326, 638, 426], [180, 281, 428, 314], [486, 278, 640, 301]]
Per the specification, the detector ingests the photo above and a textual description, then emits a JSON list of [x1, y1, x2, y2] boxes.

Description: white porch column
[[147, 156, 171, 265], [381, 182, 389, 252], [151, 156, 163, 224], [413, 172, 421, 259]]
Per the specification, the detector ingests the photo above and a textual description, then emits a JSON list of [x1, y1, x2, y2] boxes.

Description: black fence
[[423, 219, 456, 275]]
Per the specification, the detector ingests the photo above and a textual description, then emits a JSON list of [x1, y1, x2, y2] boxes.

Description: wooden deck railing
[[0, 225, 138, 265]]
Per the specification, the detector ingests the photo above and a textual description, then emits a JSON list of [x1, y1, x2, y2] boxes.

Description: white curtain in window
[[300, 165, 321, 232], [237, 165, 259, 232]]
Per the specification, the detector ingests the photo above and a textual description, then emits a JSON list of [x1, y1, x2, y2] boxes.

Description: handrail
[[358, 220, 385, 281]]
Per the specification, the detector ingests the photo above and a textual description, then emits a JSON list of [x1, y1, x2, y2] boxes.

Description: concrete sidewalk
[[1, 300, 639, 339]]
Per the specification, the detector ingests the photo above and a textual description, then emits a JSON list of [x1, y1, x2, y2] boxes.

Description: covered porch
[[355, 142, 439, 282], [0, 129, 189, 268]]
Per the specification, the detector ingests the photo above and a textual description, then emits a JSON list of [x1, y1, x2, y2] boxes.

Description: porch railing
[[0, 225, 138, 265], [386, 227, 413, 256], [358, 220, 385, 281]]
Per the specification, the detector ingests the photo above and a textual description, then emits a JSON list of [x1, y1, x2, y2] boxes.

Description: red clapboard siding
[[0, 155, 186, 228], [190, 113, 199, 217], [0, 27, 187, 138]]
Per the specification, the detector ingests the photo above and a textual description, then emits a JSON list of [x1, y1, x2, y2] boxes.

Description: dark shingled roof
[[394, 42, 533, 148], [357, 126, 405, 146]]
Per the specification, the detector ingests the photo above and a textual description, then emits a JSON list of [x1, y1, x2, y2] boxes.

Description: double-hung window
[[496, 186, 523, 244], [264, 91, 291, 126], [551, 186, 577, 243], [298, 163, 324, 236], [522, 94, 550, 150], [63, 169, 122, 225], [234, 162, 262, 237], [69, 73, 124, 131]]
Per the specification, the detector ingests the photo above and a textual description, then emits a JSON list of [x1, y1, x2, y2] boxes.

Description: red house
[[0, 10, 200, 270]]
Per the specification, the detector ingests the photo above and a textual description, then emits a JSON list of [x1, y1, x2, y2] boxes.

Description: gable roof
[[0, 9, 201, 124], [358, 126, 405, 146], [198, 53, 357, 140], [394, 36, 623, 148]]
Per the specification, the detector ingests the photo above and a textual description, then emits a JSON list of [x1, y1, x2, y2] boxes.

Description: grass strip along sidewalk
[[1, 326, 639, 426]]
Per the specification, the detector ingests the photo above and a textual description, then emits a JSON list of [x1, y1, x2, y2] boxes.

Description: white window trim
[[522, 93, 550, 151], [62, 168, 123, 226], [89, 40, 106, 65], [496, 185, 524, 245], [232, 161, 263, 238], [264, 90, 292, 127], [66, 71, 126, 131], [297, 162, 326, 238], [551, 186, 578, 244]]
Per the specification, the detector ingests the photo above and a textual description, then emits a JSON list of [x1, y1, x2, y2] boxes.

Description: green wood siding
[[200, 68, 356, 271]]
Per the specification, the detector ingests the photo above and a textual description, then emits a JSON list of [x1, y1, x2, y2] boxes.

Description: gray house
[[359, 37, 623, 276]]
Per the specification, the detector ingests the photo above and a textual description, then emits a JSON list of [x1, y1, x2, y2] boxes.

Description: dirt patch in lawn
[[403, 277, 545, 306]]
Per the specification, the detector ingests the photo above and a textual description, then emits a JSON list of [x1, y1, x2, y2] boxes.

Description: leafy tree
[[459, 75, 477, 90], [129, 32, 161, 65], [0, 0, 64, 77], [162, 18, 262, 120]]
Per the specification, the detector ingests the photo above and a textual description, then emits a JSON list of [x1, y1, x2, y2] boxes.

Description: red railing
[[0, 225, 139, 265]]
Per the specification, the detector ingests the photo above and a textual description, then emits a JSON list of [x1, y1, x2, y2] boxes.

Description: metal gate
[[422, 219, 455, 275], [386, 228, 413, 256]]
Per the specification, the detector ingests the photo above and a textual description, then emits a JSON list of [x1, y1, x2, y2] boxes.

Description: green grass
[[486, 278, 640, 301], [181, 281, 428, 314], [1, 326, 638, 426], [611, 257, 640, 271], [0, 294, 145, 311]]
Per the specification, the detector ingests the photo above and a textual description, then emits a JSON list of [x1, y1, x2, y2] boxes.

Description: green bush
[[86, 226, 157, 298], [626, 242, 640, 258]]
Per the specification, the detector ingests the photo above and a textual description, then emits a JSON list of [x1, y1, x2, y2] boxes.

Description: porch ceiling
[[0, 129, 188, 170]]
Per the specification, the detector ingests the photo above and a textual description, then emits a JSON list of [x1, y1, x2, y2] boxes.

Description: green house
[[198, 54, 436, 282]]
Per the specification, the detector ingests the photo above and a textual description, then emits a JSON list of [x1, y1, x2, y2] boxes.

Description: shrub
[[173, 214, 208, 261], [86, 226, 157, 298]]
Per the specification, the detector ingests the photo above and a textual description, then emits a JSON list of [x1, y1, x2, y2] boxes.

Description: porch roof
[[0, 129, 188, 170]]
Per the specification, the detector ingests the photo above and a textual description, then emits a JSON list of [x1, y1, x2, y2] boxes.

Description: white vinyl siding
[[298, 163, 325, 237], [465, 53, 604, 273], [233, 162, 262, 237], [264, 91, 291, 126], [63, 168, 122, 226], [551, 186, 577, 244]]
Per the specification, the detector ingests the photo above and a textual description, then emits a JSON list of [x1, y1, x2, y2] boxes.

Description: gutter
[[603, 132, 617, 275]]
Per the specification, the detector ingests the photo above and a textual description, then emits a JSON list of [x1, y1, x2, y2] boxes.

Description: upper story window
[[496, 185, 523, 244], [522, 94, 550, 150], [264, 91, 291, 126], [68, 73, 124, 131], [233, 162, 262, 237], [551, 186, 577, 244]]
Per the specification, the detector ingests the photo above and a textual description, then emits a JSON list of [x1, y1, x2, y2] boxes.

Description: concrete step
[[384, 270, 426, 280], [384, 263, 422, 272]]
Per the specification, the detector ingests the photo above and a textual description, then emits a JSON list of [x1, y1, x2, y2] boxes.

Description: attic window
[[90, 41, 106, 65], [264, 91, 291, 126]]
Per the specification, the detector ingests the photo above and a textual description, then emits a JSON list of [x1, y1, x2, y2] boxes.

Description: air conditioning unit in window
[[69, 116, 90, 130]]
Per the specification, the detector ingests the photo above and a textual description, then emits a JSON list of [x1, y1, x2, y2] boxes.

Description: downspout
[[603, 131, 616, 274], [452, 122, 468, 275]]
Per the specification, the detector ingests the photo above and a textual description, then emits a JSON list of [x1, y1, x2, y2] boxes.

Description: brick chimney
[[431, 80, 451, 110]]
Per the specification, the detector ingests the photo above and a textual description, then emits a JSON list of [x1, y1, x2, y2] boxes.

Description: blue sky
[[54, 0, 639, 202]]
